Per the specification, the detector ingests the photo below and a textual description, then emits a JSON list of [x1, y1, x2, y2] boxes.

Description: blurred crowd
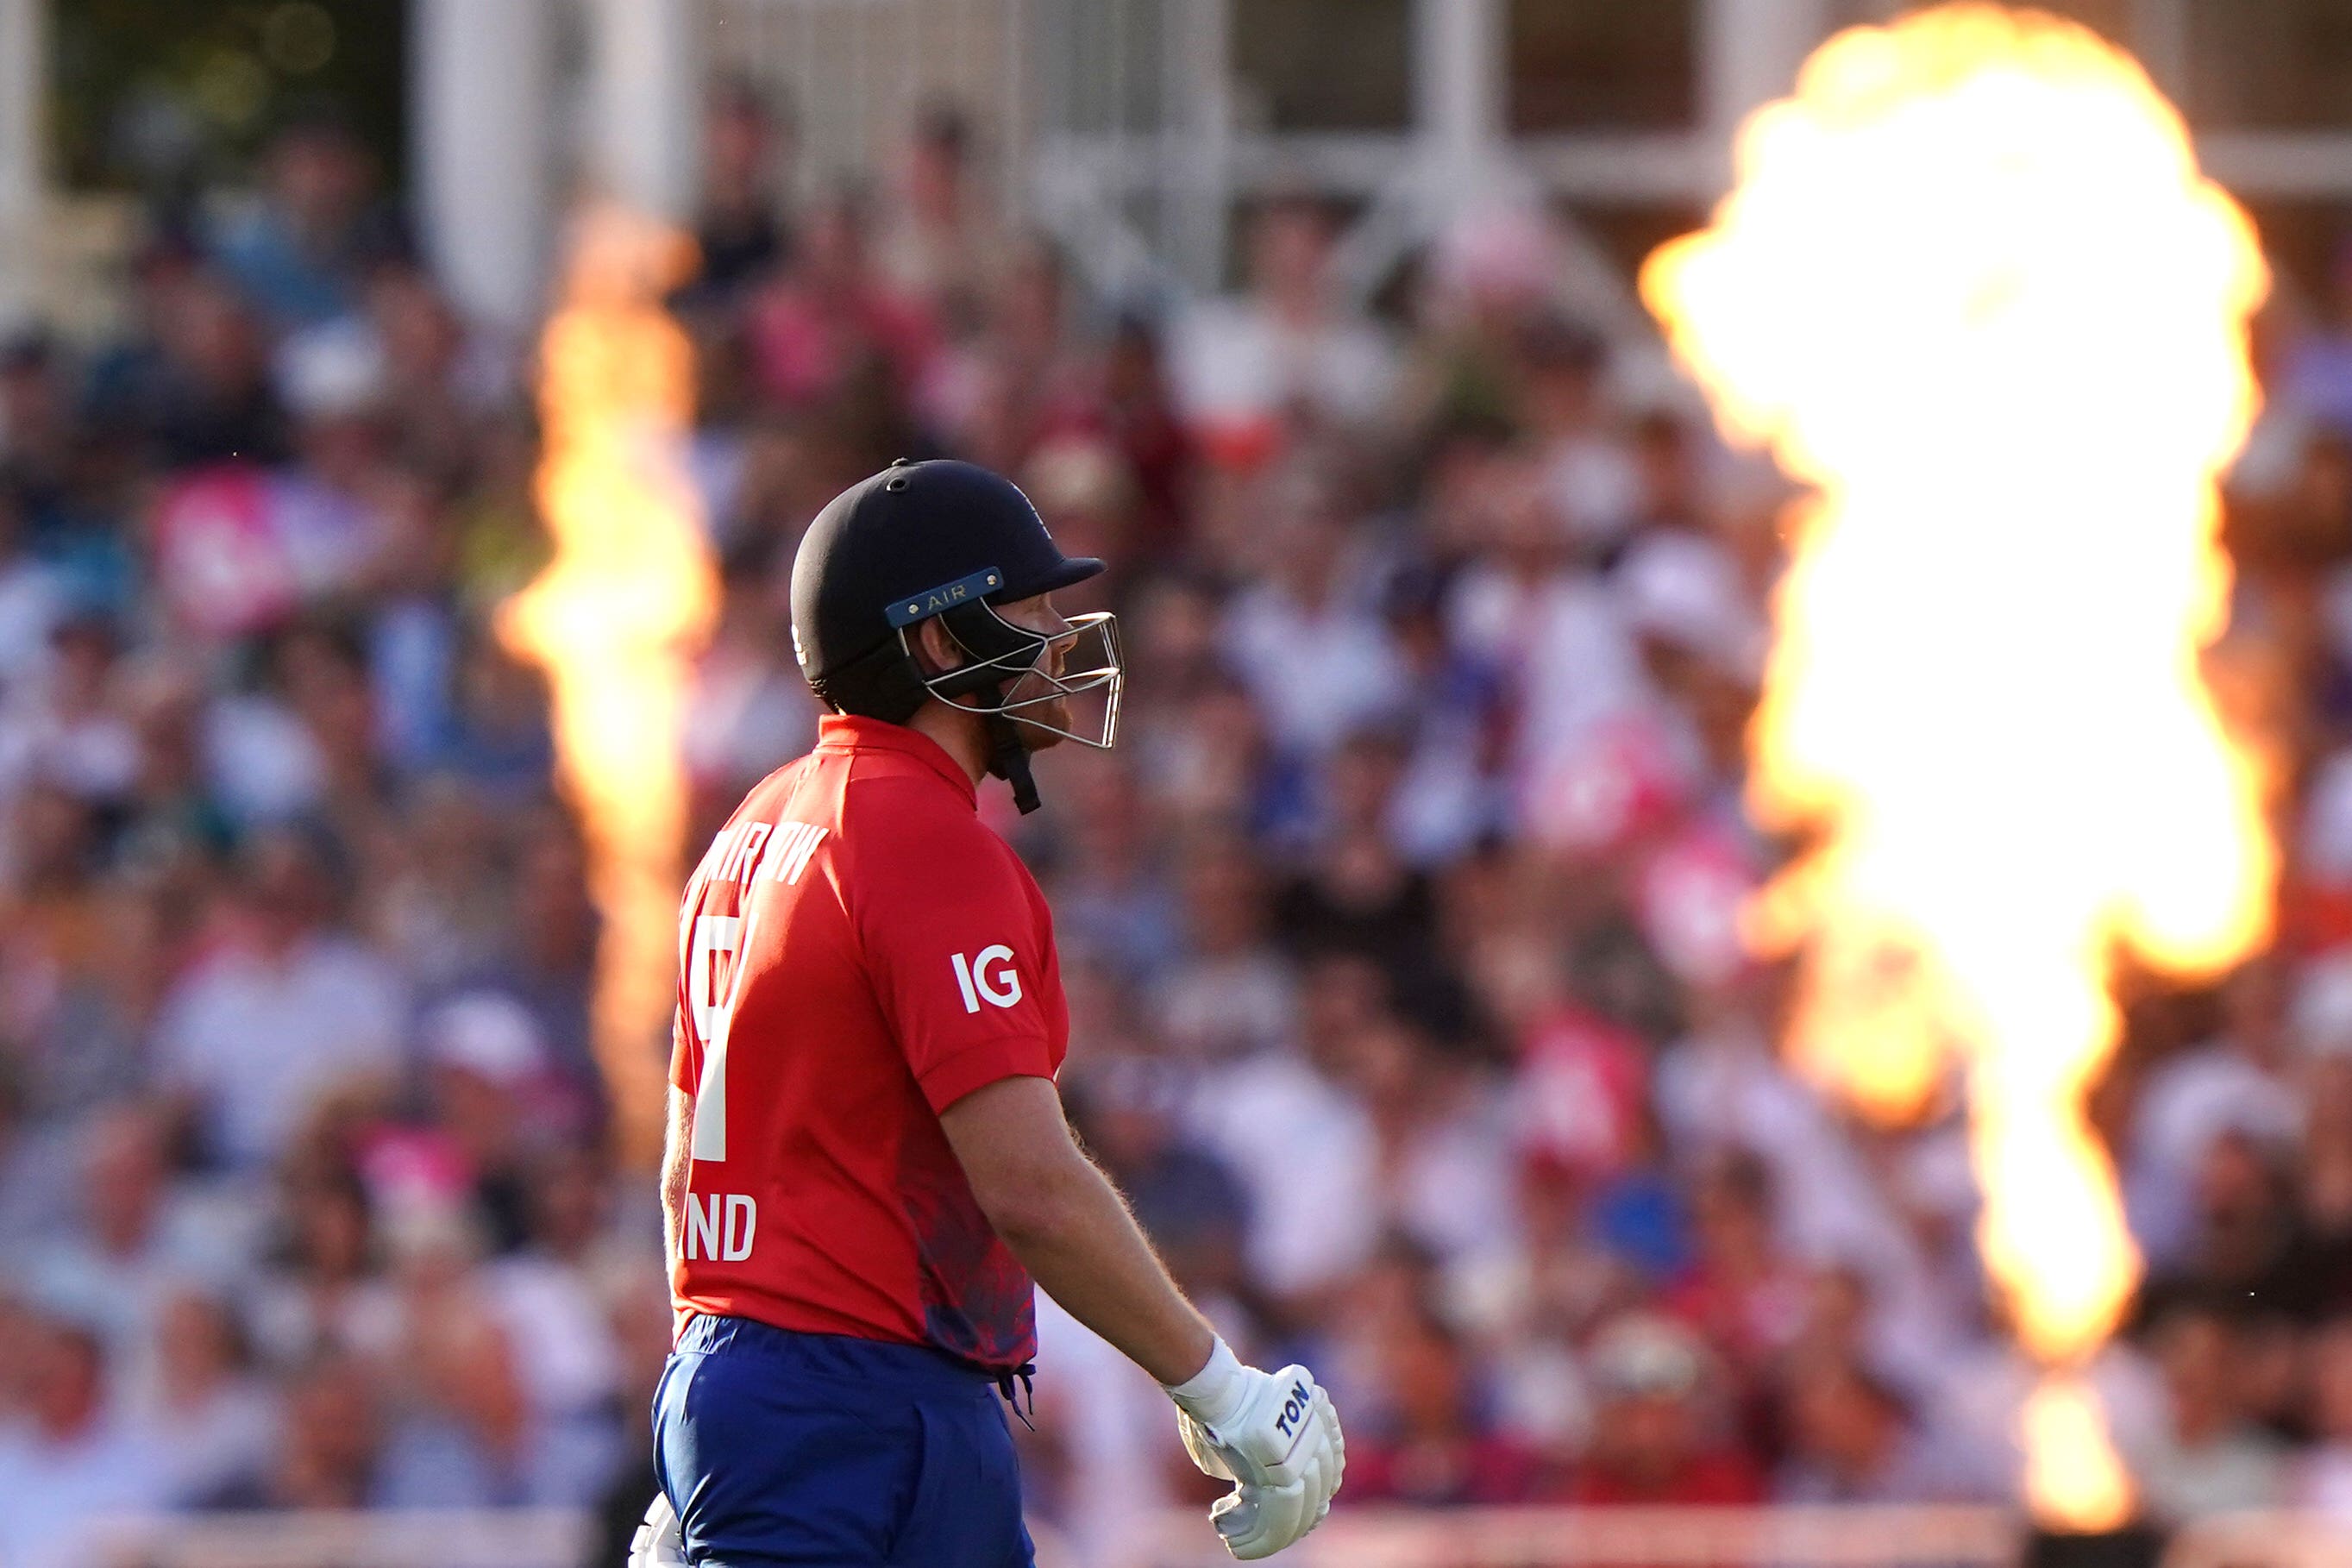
[[12, 84, 2352, 1568]]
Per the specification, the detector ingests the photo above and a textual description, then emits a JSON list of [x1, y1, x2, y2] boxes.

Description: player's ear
[[913, 616, 963, 675]]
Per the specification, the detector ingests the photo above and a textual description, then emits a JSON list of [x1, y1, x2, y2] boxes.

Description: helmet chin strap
[[978, 689, 1042, 813]]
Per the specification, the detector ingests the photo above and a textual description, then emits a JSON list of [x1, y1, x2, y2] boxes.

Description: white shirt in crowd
[[1446, 563, 1650, 778], [1170, 298, 1398, 436], [1188, 1051, 1380, 1296], [1220, 582, 1408, 761], [135, 1375, 278, 1505], [0, 1414, 174, 1568], [155, 935, 406, 1171], [2125, 1038, 2300, 1270], [1187, 1049, 1520, 1297]]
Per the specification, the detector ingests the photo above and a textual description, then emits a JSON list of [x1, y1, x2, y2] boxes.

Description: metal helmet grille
[[904, 601, 1124, 750]]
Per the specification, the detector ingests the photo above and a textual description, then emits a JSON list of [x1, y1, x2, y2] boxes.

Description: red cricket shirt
[[668, 713, 1068, 1371]]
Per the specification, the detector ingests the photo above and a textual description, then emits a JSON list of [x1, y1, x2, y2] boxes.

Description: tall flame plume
[[1640, 4, 2274, 1529], [503, 209, 719, 1168]]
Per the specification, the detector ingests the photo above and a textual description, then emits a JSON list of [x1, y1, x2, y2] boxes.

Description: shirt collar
[[815, 713, 978, 806]]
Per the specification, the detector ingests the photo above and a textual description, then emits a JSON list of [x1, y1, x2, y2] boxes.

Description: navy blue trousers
[[653, 1315, 1035, 1568]]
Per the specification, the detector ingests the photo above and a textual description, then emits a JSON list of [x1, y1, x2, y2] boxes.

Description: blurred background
[[4, 2, 2352, 1565]]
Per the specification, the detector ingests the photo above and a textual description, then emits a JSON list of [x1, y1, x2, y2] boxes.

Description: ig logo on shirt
[[950, 946, 1022, 1012]]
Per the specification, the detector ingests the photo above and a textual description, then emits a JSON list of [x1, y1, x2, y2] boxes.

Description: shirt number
[[688, 915, 745, 1161]]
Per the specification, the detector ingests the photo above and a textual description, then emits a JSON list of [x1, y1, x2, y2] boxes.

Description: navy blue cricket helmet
[[788, 459, 1122, 810]]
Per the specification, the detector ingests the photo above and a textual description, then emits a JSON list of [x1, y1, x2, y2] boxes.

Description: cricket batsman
[[630, 459, 1345, 1565]]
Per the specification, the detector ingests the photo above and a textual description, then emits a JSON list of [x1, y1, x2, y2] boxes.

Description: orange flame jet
[[1642, 4, 2274, 1529], [503, 209, 719, 1169]]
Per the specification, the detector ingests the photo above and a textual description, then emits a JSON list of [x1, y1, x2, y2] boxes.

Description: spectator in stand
[[1517, 315, 1644, 555], [1397, 201, 1563, 443], [1190, 955, 1390, 1303], [133, 1285, 277, 1506], [2293, 1313, 2352, 1515], [1453, 1152, 1625, 1461], [0, 610, 141, 811], [1625, 413, 1713, 539], [2280, 239, 2352, 447], [208, 107, 404, 332], [234, 1351, 381, 1509], [1651, 973, 1918, 1307], [2126, 1302, 2289, 1525], [373, 1215, 556, 1508], [588, 1269, 681, 1560], [1042, 755, 1177, 986], [683, 80, 798, 311], [364, 261, 515, 476], [0, 481, 68, 692], [877, 100, 999, 328], [154, 827, 405, 1175], [480, 1146, 633, 1491], [1275, 729, 1444, 976], [371, 776, 513, 993], [1089, 314, 1196, 561], [1775, 1352, 1995, 1504], [1170, 191, 1398, 466], [1667, 1151, 1809, 1392], [1066, 1056, 1251, 1309], [1154, 829, 1296, 1062], [0, 1312, 172, 1568], [0, 334, 82, 548], [1347, 1302, 1545, 1506], [1219, 461, 1408, 764], [461, 815, 601, 1112], [744, 186, 938, 425], [1382, 562, 1513, 864], [22, 1105, 206, 1355], [246, 1167, 398, 1369], [405, 991, 568, 1251], [273, 332, 399, 594], [2127, 957, 2303, 1272], [2136, 1126, 2329, 1329], [681, 562, 821, 819], [2298, 971, 2352, 1295], [1018, 434, 1136, 609], [126, 267, 291, 467], [0, 782, 128, 1119], [1557, 1314, 1762, 1507], [433, 629, 556, 801], [1445, 450, 1649, 787], [1508, 985, 1653, 1200]]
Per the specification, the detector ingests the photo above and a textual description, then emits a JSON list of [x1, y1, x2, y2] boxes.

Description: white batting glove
[[627, 1492, 687, 1568], [1163, 1339, 1345, 1560]]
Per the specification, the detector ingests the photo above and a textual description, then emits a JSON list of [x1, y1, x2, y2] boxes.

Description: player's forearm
[[990, 1156, 1217, 1387], [660, 1086, 694, 1265]]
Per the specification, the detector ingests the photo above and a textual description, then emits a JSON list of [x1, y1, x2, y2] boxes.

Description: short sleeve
[[847, 783, 1057, 1113]]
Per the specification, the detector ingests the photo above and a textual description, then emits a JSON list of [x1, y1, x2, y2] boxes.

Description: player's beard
[[1005, 667, 1071, 748]]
